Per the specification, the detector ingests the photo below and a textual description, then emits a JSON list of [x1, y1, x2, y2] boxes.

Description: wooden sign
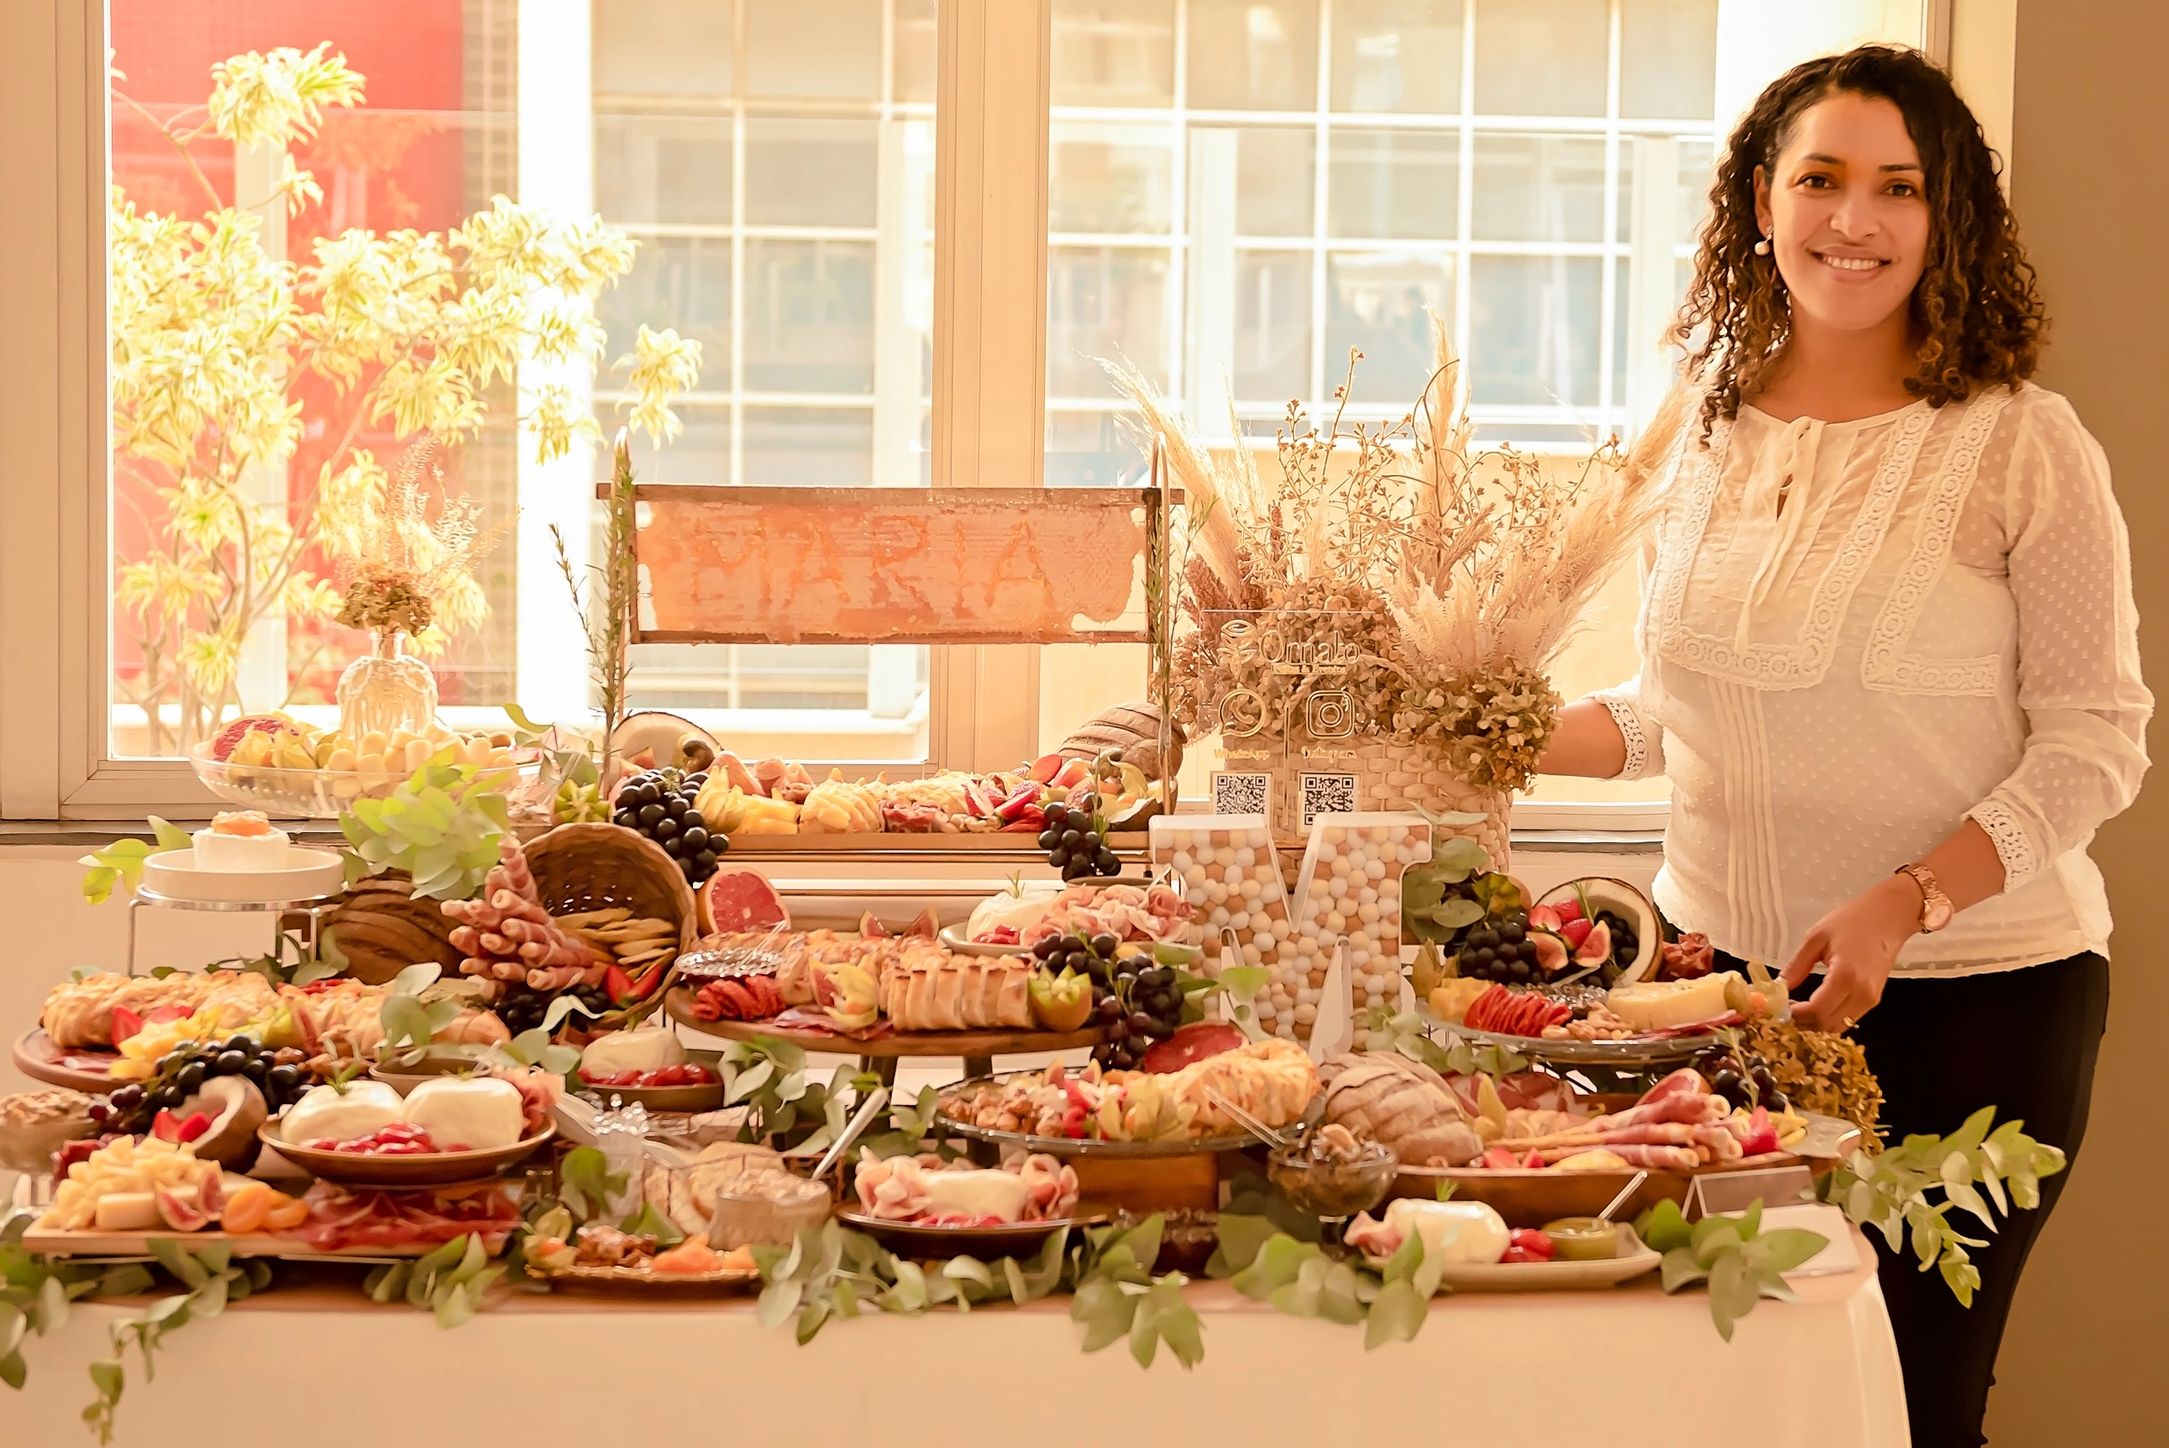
[[607, 484, 1167, 646]]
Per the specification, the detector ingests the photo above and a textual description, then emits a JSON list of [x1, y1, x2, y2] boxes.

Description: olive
[[267, 1064, 303, 1093], [242, 1057, 269, 1082], [224, 1035, 255, 1054], [173, 1061, 207, 1093], [213, 1050, 249, 1075]]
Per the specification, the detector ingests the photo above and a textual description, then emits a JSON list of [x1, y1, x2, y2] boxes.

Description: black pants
[[1848, 957, 2110, 1448], [1703, 947, 2113, 1447]]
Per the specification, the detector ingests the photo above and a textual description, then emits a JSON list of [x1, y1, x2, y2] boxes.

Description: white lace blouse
[[1596, 383, 2151, 975]]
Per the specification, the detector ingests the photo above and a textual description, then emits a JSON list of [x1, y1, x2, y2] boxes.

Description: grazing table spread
[[10, 1247, 1905, 1448]]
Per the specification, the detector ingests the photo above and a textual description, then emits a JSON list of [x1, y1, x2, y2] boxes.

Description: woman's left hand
[[1783, 875, 1921, 1030]]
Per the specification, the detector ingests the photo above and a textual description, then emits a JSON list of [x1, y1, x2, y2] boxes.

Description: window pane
[[106, 1, 936, 764], [1324, 252, 1454, 403], [1471, 134, 1606, 243], [1468, 254, 1603, 407], [1186, 0, 1320, 111], [1613, 134, 1714, 246], [1046, 410, 1143, 487], [1471, 0, 1608, 117], [595, 0, 733, 100], [601, 237, 734, 388], [742, 408, 876, 485], [1048, 247, 1172, 399], [1190, 125, 1314, 236], [1621, 0, 1719, 119], [894, 0, 939, 103], [1053, 0, 1176, 108], [743, 240, 878, 392], [596, 116, 732, 226], [1330, 0, 1464, 113], [745, 119, 881, 228], [1327, 129, 1460, 239], [745, 0, 884, 101], [1051, 124, 1175, 233], [1232, 250, 1313, 401]]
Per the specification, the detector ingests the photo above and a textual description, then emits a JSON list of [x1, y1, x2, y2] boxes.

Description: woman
[[1538, 46, 2149, 1447]]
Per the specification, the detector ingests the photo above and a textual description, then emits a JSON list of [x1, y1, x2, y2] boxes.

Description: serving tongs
[[1205, 1085, 1297, 1153]]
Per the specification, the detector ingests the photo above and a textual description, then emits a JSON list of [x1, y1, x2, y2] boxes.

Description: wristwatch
[[1895, 863, 1954, 934]]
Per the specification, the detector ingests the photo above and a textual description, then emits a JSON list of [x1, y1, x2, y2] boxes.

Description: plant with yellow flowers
[[110, 43, 702, 751]]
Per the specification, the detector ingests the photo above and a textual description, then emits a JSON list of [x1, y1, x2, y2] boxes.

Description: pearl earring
[[1753, 236, 1772, 256]]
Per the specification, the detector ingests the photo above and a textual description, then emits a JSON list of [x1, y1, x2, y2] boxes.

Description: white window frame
[[0, 0, 1948, 822]]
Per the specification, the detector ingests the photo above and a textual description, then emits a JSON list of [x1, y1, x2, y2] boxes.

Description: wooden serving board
[[12, 1029, 118, 1091], [1387, 1150, 1803, 1228], [659, 987, 1101, 1059], [17, 1223, 436, 1262]]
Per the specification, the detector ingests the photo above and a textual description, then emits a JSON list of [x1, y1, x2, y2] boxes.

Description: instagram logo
[[1305, 688, 1355, 740]]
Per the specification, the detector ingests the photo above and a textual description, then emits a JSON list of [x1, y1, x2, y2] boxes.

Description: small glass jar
[[336, 627, 438, 740]]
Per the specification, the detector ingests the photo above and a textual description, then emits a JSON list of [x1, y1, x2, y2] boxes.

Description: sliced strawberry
[[603, 965, 638, 1005], [110, 1007, 145, 1045], [150, 1109, 182, 1143]]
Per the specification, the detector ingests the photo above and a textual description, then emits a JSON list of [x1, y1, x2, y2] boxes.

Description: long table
[[14, 1238, 1907, 1446]]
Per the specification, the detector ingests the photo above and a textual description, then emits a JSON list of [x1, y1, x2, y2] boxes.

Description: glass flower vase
[[336, 629, 438, 741]]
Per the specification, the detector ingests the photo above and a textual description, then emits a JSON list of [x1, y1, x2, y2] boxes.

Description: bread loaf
[[1061, 702, 1185, 782], [1319, 1053, 1483, 1166]]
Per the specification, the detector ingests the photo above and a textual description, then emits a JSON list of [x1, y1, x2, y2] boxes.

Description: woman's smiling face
[[1754, 90, 1931, 334]]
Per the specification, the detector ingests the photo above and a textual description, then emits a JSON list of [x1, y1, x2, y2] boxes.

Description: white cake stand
[[125, 846, 348, 975]]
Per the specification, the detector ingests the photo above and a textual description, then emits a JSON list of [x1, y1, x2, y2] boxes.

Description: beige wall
[[1988, 2, 2169, 1443]]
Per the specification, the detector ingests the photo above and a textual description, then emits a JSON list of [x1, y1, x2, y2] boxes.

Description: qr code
[[1211, 772, 1272, 822], [1299, 772, 1359, 830]]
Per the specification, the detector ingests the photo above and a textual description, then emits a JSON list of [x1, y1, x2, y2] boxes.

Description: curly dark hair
[[1675, 45, 2046, 440]]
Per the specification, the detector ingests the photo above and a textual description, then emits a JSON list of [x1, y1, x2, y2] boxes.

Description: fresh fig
[[1573, 920, 1612, 967], [154, 1185, 209, 1232], [1530, 931, 1570, 975]]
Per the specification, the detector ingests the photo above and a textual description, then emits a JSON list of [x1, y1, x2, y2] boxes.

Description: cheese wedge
[[1606, 974, 1732, 1032]]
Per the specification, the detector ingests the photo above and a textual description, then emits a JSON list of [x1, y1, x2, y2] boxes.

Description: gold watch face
[[1923, 896, 1955, 932]]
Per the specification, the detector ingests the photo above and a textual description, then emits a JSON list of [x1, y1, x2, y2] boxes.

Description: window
[[1036, 0, 1926, 821], [2, 0, 1933, 818]]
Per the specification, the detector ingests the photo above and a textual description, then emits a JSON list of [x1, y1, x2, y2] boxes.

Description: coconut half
[[1536, 877, 1659, 983], [610, 711, 719, 774], [174, 1076, 270, 1170]]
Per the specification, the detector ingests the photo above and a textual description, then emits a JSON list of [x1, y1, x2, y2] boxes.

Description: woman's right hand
[[1535, 698, 1633, 779]]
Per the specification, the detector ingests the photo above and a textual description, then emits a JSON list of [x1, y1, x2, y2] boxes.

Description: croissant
[[1157, 1038, 1320, 1133]]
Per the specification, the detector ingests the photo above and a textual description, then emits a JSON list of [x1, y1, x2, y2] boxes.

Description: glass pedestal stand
[[125, 887, 342, 977]]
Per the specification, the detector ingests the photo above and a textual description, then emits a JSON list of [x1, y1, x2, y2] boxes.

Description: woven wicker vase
[[1258, 739, 1512, 872]]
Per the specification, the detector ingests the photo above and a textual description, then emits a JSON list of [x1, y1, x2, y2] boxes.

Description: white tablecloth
[[15, 1238, 1906, 1447]]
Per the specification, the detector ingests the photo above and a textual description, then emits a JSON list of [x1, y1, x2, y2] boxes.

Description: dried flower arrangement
[[330, 437, 501, 640], [1108, 311, 1677, 810]]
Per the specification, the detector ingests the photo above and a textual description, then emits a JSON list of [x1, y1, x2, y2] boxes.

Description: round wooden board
[[12, 1029, 119, 1092], [660, 987, 1101, 1058]]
